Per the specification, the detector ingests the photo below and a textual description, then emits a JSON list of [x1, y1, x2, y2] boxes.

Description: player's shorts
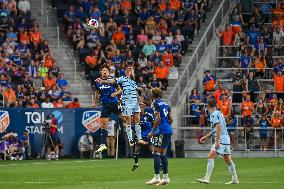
[[210, 143, 231, 155], [122, 100, 141, 116], [101, 103, 121, 118], [153, 134, 172, 149]]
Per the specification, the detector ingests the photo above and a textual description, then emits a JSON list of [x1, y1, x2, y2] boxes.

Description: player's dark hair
[[100, 64, 111, 72], [152, 87, 162, 98], [207, 98, 217, 108]]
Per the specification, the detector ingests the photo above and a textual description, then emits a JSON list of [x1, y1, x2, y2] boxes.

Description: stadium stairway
[[29, 0, 93, 107], [164, 0, 223, 103]]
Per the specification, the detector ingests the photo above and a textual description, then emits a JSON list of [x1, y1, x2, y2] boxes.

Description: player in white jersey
[[197, 99, 239, 184], [96, 67, 146, 146]]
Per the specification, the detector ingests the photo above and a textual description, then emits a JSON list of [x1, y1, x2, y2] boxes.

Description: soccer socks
[[227, 161, 238, 181], [154, 153, 161, 174], [134, 152, 139, 165], [134, 123, 142, 140], [160, 155, 168, 174], [126, 125, 133, 141], [205, 159, 214, 179], [100, 129, 108, 145]]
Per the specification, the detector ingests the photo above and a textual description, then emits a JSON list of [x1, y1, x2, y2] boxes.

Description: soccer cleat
[[129, 140, 135, 147], [146, 178, 161, 185], [225, 179, 239, 184], [138, 139, 147, 145], [197, 177, 210, 184], [131, 164, 139, 171], [156, 178, 170, 185], [96, 144, 107, 153]]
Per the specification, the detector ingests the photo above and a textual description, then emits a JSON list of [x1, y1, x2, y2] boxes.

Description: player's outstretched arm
[[93, 91, 100, 108], [95, 78, 116, 84], [111, 85, 122, 97]]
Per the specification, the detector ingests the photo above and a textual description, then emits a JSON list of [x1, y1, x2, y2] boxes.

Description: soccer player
[[197, 98, 239, 184], [132, 104, 154, 171], [93, 65, 122, 153], [96, 66, 146, 146], [146, 88, 173, 185]]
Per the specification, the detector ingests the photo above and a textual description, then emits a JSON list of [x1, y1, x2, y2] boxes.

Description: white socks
[[205, 159, 214, 179]]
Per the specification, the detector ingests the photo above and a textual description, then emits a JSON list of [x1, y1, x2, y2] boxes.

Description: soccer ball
[[88, 19, 99, 30]]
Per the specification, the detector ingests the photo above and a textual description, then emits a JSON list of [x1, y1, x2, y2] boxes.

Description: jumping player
[[146, 88, 173, 185], [197, 98, 239, 184], [93, 65, 122, 153], [132, 104, 155, 171], [96, 66, 146, 146]]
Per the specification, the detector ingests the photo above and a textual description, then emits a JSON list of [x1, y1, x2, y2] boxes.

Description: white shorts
[[122, 100, 141, 116], [210, 144, 231, 155]]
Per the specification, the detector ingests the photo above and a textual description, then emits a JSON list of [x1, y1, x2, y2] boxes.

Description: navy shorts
[[153, 134, 172, 149], [101, 103, 121, 118]]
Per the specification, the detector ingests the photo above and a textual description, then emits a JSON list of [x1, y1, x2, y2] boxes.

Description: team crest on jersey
[[82, 111, 102, 132], [0, 110, 10, 133]]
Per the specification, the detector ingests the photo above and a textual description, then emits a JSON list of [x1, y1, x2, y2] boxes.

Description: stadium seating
[[181, 0, 284, 152], [0, 0, 80, 108]]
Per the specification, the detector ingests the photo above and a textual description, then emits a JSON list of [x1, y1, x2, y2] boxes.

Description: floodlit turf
[[0, 158, 284, 189]]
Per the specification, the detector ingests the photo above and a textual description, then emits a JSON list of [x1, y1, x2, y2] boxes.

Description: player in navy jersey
[[93, 65, 122, 153], [197, 99, 239, 184], [132, 104, 155, 171], [96, 66, 146, 147], [146, 88, 173, 185]]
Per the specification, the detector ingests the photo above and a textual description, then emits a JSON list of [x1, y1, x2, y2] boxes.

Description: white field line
[[0, 160, 108, 167], [0, 181, 284, 184]]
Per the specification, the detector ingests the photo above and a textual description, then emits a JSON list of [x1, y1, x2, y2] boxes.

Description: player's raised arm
[[95, 77, 116, 84]]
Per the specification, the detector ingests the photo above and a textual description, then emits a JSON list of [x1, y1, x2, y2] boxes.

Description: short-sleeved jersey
[[152, 98, 172, 135], [209, 110, 230, 145], [94, 77, 119, 104], [116, 76, 138, 103], [140, 112, 154, 138]]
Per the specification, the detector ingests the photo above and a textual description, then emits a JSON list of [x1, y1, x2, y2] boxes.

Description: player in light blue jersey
[[197, 99, 239, 184], [146, 88, 173, 186], [96, 67, 146, 147]]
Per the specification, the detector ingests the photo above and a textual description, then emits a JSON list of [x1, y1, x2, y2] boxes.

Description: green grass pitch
[[1, 158, 284, 189]]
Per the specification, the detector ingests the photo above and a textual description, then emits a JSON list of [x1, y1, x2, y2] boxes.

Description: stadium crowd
[[58, 0, 217, 97], [188, 1, 284, 150], [0, 0, 81, 108]]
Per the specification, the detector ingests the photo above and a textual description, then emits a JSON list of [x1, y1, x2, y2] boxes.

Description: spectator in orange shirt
[[270, 111, 283, 149], [274, 70, 284, 93], [53, 98, 66, 108], [169, 0, 181, 11], [155, 64, 170, 90], [217, 94, 231, 117], [216, 25, 233, 56], [43, 53, 55, 68], [159, 0, 167, 11], [254, 53, 266, 79], [85, 53, 98, 77], [29, 27, 42, 45], [121, 0, 132, 12], [241, 95, 254, 118], [112, 27, 125, 45], [162, 50, 174, 67], [44, 73, 56, 91], [27, 98, 39, 108], [213, 81, 224, 101], [202, 70, 216, 92], [4, 85, 16, 107], [67, 98, 81, 108], [19, 30, 30, 44]]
